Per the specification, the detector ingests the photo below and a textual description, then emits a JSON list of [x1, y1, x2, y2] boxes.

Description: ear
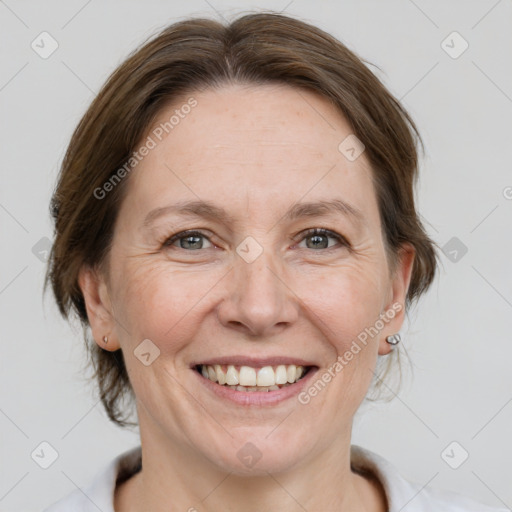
[[378, 243, 416, 356], [78, 264, 120, 351]]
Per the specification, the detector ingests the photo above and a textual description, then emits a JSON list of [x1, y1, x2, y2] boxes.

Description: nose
[[215, 248, 299, 338]]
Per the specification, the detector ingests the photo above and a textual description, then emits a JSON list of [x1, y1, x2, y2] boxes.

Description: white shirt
[[43, 444, 507, 511]]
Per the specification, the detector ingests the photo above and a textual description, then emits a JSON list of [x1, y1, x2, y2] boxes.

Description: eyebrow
[[143, 198, 365, 228]]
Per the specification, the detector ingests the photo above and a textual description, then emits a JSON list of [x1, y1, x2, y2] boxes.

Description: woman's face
[[81, 83, 414, 474]]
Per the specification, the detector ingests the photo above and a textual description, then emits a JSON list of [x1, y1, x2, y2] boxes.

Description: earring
[[385, 333, 401, 345], [102, 335, 108, 344]]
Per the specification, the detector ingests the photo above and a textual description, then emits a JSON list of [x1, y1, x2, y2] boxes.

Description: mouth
[[194, 363, 314, 392]]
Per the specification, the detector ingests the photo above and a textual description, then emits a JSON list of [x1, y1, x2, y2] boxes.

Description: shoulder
[[350, 444, 508, 512], [42, 446, 142, 512], [417, 484, 508, 511], [42, 487, 97, 512]]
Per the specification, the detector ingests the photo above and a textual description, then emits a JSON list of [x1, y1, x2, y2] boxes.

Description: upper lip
[[191, 356, 317, 368]]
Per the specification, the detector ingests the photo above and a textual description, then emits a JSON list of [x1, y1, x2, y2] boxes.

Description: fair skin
[[79, 83, 415, 511]]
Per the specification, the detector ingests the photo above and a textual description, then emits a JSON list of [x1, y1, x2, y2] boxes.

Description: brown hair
[[44, 12, 439, 427]]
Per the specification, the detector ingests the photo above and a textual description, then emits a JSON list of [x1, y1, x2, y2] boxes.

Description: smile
[[196, 364, 311, 392]]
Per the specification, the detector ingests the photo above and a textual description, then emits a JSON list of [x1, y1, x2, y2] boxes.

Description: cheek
[[293, 261, 386, 355], [112, 259, 223, 350], [293, 264, 386, 421]]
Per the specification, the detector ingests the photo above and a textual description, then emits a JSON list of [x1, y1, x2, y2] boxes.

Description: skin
[[79, 83, 415, 512]]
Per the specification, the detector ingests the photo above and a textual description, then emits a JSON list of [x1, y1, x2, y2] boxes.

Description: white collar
[[44, 444, 507, 511]]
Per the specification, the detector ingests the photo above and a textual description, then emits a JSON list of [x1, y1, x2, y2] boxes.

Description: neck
[[115, 422, 387, 512]]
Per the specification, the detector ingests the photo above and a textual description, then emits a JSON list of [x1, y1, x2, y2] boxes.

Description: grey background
[[1, 0, 511, 510]]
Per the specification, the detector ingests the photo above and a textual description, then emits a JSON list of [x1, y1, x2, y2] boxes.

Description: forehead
[[149, 83, 354, 155], [121, 83, 377, 225]]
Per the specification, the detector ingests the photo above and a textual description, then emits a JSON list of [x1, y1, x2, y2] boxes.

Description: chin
[[199, 428, 316, 476]]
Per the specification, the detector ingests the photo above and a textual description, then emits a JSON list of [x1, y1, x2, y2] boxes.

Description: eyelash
[[161, 228, 350, 252]]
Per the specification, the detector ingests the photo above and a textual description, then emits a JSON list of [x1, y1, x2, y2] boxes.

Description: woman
[[43, 12, 506, 512]]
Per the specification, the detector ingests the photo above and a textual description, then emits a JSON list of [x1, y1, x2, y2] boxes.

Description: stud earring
[[385, 333, 401, 345], [102, 336, 108, 344]]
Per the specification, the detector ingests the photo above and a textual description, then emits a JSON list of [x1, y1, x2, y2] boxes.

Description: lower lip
[[193, 367, 318, 406]]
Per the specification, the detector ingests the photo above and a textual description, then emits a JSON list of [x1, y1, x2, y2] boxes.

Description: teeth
[[286, 365, 296, 383], [275, 365, 288, 385], [207, 366, 217, 381], [239, 366, 257, 386], [256, 366, 275, 387], [214, 364, 226, 385], [199, 363, 308, 389], [225, 365, 239, 385], [230, 384, 289, 392]]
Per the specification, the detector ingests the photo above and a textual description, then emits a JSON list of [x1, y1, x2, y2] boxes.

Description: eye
[[294, 228, 349, 251], [163, 230, 214, 250], [161, 228, 349, 252]]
